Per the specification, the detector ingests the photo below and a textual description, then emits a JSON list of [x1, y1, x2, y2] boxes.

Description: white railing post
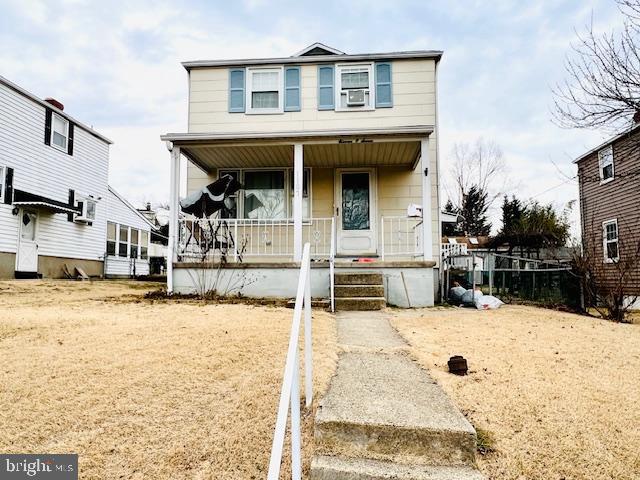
[[304, 264, 312, 407], [330, 217, 335, 313], [267, 243, 312, 480], [290, 352, 302, 480]]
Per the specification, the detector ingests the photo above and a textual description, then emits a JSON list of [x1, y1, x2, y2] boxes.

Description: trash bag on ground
[[460, 289, 480, 305], [474, 294, 504, 310], [448, 286, 467, 304]]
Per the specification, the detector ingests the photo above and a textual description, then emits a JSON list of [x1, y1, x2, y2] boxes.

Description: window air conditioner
[[346, 89, 366, 106], [76, 198, 97, 223]]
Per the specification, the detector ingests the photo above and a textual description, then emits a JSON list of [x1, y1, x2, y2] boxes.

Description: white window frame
[[335, 63, 375, 112], [51, 112, 70, 152], [218, 167, 312, 221], [245, 67, 284, 115], [602, 218, 619, 263], [106, 221, 117, 256], [598, 145, 614, 184], [0, 165, 5, 202]]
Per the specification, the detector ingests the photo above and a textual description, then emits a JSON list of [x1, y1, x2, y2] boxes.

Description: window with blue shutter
[[317, 65, 335, 110], [375, 62, 392, 108], [228, 68, 246, 113], [284, 66, 301, 111]]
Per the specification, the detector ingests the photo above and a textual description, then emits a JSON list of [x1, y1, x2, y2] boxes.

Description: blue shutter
[[284, 66, 301, 111], [228, 68, 245, 113], [317, 65, 334, 110], [375, 62, 392, 108]]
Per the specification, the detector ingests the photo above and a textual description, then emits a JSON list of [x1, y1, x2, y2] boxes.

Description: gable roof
[[293, 42, 345, 56], [573, 123, 640, 164], [108, 186, 157, 230], [0, 75, 113, 145]]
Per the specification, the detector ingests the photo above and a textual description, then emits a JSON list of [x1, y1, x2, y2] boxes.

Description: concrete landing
[[312, 456, 486, 480], [315, 352, 477, 466], [311, 311, 485, 479]]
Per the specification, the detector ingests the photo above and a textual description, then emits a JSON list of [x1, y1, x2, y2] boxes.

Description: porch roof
[[160, 125, 433, 171]]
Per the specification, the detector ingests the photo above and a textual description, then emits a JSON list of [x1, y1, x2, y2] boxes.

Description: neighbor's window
[[603, 219, 619, 262], [598, 145, 614, 182], [140, 231, 149, 259], [106, 222, 117, 256], [247, 68, 283, 114], [51, 113, 69, 151], [130, 229, 139, 259], [243, 170, 286, 219], [118, 225, 129, 257], [336, 64, 373, 110]]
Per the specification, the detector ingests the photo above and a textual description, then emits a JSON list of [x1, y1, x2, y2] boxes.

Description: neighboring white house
[[105, 186, 154, 278], [161, 43, 443, 307], [0, 75, 152, 279]]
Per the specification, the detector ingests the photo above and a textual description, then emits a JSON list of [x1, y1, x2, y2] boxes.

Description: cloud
[[0, 0, 624, 240]]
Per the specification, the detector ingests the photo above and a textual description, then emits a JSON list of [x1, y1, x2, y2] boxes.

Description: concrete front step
[[334, 297, 386, 311], [335, 272, 383, 285], [315, 352, 477, 467], [335, 285, 385, 298], [311, 456, 486, 480]]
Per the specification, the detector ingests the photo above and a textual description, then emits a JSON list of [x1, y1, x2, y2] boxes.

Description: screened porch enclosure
[[163, 127, 435, 267]]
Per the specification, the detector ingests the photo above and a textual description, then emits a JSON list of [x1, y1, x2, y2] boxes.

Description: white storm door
[[335, 168, 377, 256], [16, 209, 38, 272]]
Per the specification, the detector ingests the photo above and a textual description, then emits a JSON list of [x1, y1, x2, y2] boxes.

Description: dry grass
[[390, 305, 640, 480], [0, 280, 338, 479]]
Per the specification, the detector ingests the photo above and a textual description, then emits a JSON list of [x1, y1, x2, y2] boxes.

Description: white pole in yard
[[304, 264, 312, 408]]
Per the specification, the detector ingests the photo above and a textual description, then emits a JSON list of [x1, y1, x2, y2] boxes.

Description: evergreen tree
[[461, 186, 491, 236]]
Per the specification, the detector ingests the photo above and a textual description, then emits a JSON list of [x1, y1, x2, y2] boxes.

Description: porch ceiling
[[162, 126, 432, 172], [181, 141, 421, 171]]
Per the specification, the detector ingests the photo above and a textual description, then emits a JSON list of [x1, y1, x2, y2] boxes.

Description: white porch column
[[293, 143, 304, 262], [420, 137, 433, 261], [167, 144, 181, 293]]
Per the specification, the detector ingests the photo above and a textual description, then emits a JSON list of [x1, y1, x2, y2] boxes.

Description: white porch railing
[[441, 243, 468, 258], [178, 217, 334, 261], [380, 216, 423, 260], [267, 242, 312, 480]]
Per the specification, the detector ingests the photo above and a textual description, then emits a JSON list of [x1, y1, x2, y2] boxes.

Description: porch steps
[[334, 272, 385, 311]]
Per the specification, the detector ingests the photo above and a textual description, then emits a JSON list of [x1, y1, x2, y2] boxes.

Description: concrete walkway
[[311, 311, 486, 480]]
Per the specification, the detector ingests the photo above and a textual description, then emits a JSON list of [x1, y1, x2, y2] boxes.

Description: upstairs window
[[336, 63, 374, 110], [51, 113, 69, 152], [603, 219, 619, 262], [246, 68, 283, 114], [598, 145, 614, 183]]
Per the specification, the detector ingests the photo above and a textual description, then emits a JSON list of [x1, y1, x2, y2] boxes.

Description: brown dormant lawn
[[390, 305, 640, 480], [0, 280, 337, 479]]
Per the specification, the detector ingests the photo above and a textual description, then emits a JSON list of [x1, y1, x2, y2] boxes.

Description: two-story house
[[0, 75, 154, 279], [161, 43, 443, 307], [575, 124, 640, 306]]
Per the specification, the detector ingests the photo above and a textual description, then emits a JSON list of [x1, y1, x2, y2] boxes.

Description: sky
[[0, 0, 626, 236]]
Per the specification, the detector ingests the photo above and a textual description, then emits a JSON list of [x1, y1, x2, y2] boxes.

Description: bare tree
[[553, 0, 640, 132], [445, 138, 509, 212]]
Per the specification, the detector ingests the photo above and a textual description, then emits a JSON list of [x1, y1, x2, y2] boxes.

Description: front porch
[[161, 126, 438, 307]]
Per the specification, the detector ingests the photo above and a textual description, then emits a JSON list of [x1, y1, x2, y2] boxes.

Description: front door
[[335, 168, 377, 256], [16, 209, 38, 273]]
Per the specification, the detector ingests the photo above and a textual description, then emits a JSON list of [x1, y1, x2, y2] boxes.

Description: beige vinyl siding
[[188, 59, 436, 132]]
